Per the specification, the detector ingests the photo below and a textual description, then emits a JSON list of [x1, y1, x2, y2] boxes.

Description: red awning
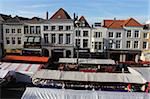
[[139, 61, 150, 64], [3, 55, 49, 63]]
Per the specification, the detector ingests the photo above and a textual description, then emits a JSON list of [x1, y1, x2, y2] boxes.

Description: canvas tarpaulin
[[130, 67, 150, 82], [32, 70, 146, 84], [21, 87, 150, 99], [59, 58, 116, 65]]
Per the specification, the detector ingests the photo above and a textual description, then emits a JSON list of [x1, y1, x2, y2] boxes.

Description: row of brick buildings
[[0, 8, 149, 62]]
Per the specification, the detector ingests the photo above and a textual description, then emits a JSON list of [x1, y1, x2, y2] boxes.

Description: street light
[[75, 20, 81, 67]]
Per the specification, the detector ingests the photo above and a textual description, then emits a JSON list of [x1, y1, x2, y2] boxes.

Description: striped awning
[[0, 62, 43, 76]]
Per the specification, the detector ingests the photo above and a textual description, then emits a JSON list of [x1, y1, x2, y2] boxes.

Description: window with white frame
[[66, 34, 71, 44], [6, 29, 9, 33], [116, 40, 121, 48], [127, 30, 131, 37], [95, 42, 98, 49], [143, 42, 147, 49], [24, 26, 28, 34], [143, 33, 148, 39], [12, 37, 15, 44], [66, 26, 71, 30], [30, 26, 34, 34], [58, 26, 63, 31], [6, 37, 10, 44], [83, 39, 88, 48], [94, 32, 102, 38], [36, 26, 41, 34], [98, 42, 102, 50], [94, 42, 102, 50], [108, 32, 113, 37], [17, 29, 21, 33], [126, 41, 131, 48], [43, 26, 48, 31], [134, 41, 139, 48], [116, 32, 121, 38], [59, 34, 63, 44], [17, 37, 21, 44], [75, 39, 80, 47], [51, 34, 56, 43], [83, 31, 88, 37], [109, 42, 113, 49], [134, 30, 139, 38], [51, 26, 55, 31], [12, 29, 15, 33], [76, 30, 81, 36], [99, 32, 102, 37], [44, 34, 49, 43]]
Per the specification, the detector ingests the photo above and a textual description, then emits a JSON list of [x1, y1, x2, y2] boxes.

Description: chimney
[[73, 13, 76, 20], [46, 11, 48, 20]]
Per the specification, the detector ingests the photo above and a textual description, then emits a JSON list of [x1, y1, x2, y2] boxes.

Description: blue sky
[[0, 0, 149, 24]]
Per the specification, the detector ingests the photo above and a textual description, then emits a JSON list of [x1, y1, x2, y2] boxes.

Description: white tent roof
[[0, 70, 9, 79], [129, 67, 150, 82], [33, 70, 61, 80], [0, 62, 42, 76], [22, 87, 150, 99], [59, 58, 116, 65], [32, 70, 146, 84]]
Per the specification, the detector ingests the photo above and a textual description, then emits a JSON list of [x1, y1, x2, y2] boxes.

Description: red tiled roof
[[103, 18, 143, 29], [50, 8, 71, 19], [3, 55, 49, 63], [107, 20, 125, 29], [78, 16, 90, 27], [123, 18, 143, 27], [103, 20, 114, 27]]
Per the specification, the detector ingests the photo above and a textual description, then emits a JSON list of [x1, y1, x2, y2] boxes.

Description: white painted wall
[[91, 27, 107, 52], [124, 27, 143, 50], [106, 29, 124, 49], [74, 28, 91, 49], [3, 24, 24, 49], [41, 20, 74, 46]]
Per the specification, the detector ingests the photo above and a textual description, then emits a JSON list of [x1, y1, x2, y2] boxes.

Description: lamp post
[[75, 20, 81, 67]]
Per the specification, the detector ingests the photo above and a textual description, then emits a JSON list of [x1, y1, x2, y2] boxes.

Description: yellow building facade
[[140, 27, 150, 61]]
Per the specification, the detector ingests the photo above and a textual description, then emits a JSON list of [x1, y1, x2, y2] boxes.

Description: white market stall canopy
[[21, 87, 150, 99], [0, 70, 10, 79], [32, 70, 146, 84], [0, 62, 43, 76], [129, 67, 150, 82], [59, 58, 116, 65]]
